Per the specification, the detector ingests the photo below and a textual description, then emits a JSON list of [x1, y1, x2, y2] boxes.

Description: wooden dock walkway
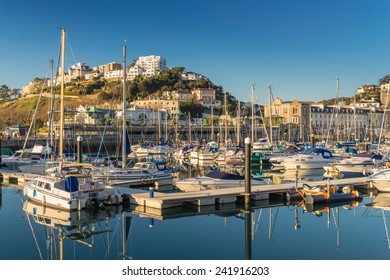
[[1, 169, 374, 210], [128, 177, 372, 209]]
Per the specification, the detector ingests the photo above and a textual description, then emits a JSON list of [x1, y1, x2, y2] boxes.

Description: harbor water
[[0, 164, 390, 260]]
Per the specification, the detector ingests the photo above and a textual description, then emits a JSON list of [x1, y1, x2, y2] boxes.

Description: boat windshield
[[301, 149, 315, 155], [301, 148, 332, 158]]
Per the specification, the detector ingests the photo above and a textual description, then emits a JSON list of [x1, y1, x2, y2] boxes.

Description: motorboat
[[323, 153, 382, 176], [368, 168, 390, 192], [18, 160, 59, 174], [134, 144, 175, 156], [190, 141, 218, 161], [2, 144, 50, 170], [281, 148, 335, 170], [147, 144, 176, 155], [23, 163, 123, 210], [174, 171, 267, 192], [92, 161, 174, 185]]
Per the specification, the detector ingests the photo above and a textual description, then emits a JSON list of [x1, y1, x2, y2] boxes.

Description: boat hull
[[174, 177, 265, 192], [369, 169, 390, 192]]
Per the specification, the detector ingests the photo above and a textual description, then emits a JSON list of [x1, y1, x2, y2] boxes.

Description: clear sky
[[1, 0, 390, 104]]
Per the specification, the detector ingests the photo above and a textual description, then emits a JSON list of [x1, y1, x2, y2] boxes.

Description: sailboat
[[91, 41, 173, 186], [23, 28, 123, 211]]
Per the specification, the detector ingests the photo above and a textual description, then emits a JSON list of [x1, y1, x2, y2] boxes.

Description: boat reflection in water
[[22, 199, 132, 260], [273, 168, 326, 183], [364, 193, 390, 250]]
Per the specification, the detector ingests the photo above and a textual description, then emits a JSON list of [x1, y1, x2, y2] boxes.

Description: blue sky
[[1, 0, 390, 104]]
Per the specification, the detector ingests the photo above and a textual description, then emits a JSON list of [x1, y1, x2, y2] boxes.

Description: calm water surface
[[1, 165, 390, 260]]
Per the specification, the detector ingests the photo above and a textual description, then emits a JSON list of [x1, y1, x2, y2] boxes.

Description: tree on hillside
[[0, 84, 21, 101], [379, 75, 390, 85], [10, 88, 21, 99], [170, 67, 185, 74], [0, 84, 11, 101], [179, 99, 204, 117]]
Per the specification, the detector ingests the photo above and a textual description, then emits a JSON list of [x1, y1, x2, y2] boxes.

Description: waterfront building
[[104, 69, 123, 81], [355, 97, 380, 109], [200, 100, 221, 108], [74, 105, 116, 125], [191, 88, 216, 101], [264, 98, 313, 142], [131, 98, 179, 115], [310, 104, 367, 142], [67, 62, 92, 80], [264, 97, 388, 143], [97, 62, 122, 73], [180, 72, 206, 81], [117, 106, 168, 126], [5, 124, 28, 139], [380, 82, 390, 107], [357, 84, 378, 94], [134, 55, 167, 77], [127, 65, 145, 80], [172, 89, 192, 101], [84, 70, 102, 80]]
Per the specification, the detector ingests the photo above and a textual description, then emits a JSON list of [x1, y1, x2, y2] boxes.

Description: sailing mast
[[211, 107, 214, 141], [224, 92, 228, 148], [236, 100, 240, 146], [378, 83, 390, 152], [59, 28, 66, 170], [268, 85, 273, 146], [335, 77, 340, 141], [122, 42, 127, 169], [48, 59, 55, 160], [251, 83, 255, 142], [353, 96, 357, 141]]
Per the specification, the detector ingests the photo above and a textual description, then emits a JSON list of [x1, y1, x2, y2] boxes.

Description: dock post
[[77, 136, 83, 163], [149, 187, 154, 198], [245, 209, 252, 260], [244, 137, 251, 207], [311, 133, 314, 148], [295, 164, 300, 191]]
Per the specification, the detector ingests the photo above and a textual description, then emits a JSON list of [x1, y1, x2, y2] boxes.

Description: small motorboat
[[174, 171, 267, 192]]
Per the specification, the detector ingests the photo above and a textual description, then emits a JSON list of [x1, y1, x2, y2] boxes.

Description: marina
[[1, 157, 389, 260], [0, 168, 371, 209], [0, 178, 389, 260], [0, 20, 389, 263]]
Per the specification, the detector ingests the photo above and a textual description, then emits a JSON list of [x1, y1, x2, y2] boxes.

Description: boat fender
[[342, 186, 352, 194], [386, 162, 390, 169]]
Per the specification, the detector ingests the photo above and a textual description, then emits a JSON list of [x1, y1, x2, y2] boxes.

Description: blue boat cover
[[65, 176, 79, 192]]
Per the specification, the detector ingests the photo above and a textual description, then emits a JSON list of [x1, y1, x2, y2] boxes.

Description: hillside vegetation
[[0, 68, 226, 129], [1, 69, 386, 130]]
